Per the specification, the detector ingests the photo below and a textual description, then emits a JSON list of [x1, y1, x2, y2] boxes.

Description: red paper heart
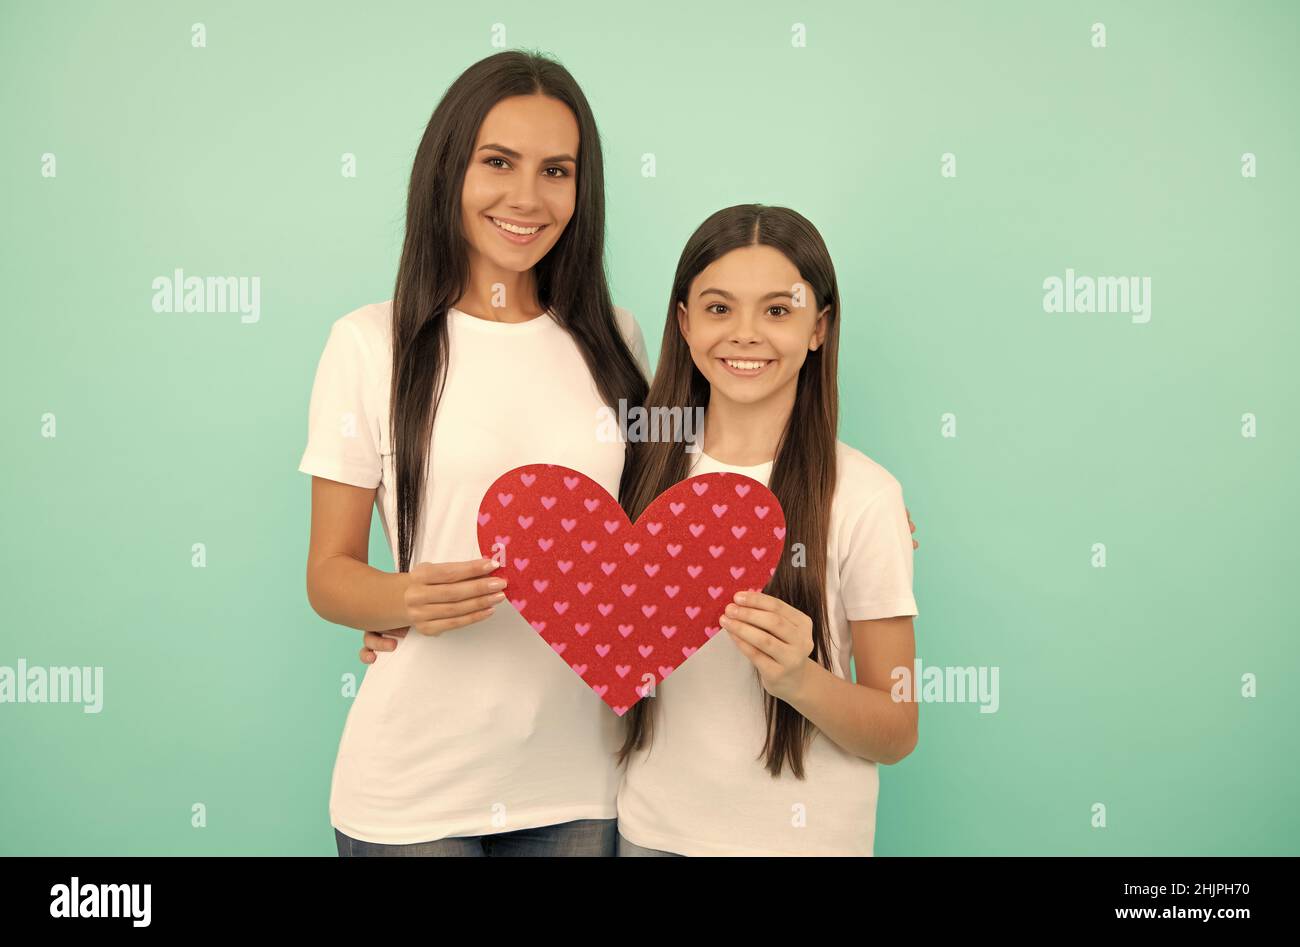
[[476, 464, 786, 715]]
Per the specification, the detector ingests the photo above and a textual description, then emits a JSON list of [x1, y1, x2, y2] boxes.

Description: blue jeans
[[334, 818, 616, 856], [616, 832, 683, 857]]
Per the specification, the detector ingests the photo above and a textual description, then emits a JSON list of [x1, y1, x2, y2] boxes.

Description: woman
[[299, 51, 649, 856]]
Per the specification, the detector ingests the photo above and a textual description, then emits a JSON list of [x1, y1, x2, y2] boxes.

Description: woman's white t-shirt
[[298, 299, 650, 844], [615, 441, 918, 856]]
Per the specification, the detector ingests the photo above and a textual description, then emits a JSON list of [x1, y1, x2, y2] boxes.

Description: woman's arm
[[305, 476, 412, 632]]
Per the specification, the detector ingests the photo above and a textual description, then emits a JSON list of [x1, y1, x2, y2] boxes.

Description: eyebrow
[[697, 288, 794, 302], [477, 143, 577, 164]]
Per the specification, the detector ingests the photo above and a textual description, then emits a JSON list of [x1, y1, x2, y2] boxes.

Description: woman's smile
[[486, 213, 548, 244]]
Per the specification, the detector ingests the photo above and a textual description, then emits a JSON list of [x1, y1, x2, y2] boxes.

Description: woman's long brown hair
[[616, 204, 841, 779], [389, 51, 648, 573]]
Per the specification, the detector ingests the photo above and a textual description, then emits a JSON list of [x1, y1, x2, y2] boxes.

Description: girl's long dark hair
[[390, 51, 648, 573], [616, 204, 841, 779]]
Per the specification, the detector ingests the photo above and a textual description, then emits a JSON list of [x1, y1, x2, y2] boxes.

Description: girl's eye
[[705, 303, 729, 316], [485, 156, 509, 170], [767, 305, 790, 317], [543, 166, 569, 178]]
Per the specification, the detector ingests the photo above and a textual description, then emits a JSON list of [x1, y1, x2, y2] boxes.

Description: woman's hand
[[358, 557, 507, 662], [719, 590, 815, 702], [404, 557, 508, 636]]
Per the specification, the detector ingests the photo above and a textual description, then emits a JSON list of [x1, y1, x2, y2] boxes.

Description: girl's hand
[[359, 627, 407, 664], [719, 590, 815, 702], [906, 507, 918, 549]]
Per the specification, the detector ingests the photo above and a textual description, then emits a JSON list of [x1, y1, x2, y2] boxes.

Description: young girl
[[298, 51, 651, 856], [613, 204, 919, 856]]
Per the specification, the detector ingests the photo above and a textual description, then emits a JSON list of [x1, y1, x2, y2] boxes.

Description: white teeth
[[723, 359, 768, 370], [491, 217, 542, 235]]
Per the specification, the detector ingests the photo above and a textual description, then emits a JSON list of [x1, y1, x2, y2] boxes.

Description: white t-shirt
[[615, 441, 918, 856], [298, 299, 650, 844]]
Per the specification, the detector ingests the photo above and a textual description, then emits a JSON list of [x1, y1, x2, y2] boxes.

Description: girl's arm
[[781, 615, 917, 765], [722, 593, 917, 765]]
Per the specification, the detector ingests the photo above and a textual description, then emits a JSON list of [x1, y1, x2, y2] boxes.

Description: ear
[[809, 305, 830, 351], [676, 300, 690, 341]]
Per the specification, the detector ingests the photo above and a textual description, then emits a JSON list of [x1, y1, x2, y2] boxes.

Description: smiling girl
[[298, 52, 650, 856], [613, 204, 919, 856]]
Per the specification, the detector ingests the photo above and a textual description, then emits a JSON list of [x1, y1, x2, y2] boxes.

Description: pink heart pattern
[[476, 464, 786, 715]]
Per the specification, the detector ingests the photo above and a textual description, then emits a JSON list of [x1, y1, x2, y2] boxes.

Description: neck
[[700, 378, 797, 466], [454, 253, 542, 323]]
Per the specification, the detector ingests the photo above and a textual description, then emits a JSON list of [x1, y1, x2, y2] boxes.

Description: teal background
[[2, 0, 1297, 855]]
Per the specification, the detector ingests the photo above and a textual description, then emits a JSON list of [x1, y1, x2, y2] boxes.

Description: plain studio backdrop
[[1, 0, 1297, 855]]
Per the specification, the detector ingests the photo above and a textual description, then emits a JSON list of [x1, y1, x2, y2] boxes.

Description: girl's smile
[[717, 355, 775, 377]]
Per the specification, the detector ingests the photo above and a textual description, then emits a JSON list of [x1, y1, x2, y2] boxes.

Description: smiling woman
[[297, 50, 651, 858], [458, 96, 579, 283]]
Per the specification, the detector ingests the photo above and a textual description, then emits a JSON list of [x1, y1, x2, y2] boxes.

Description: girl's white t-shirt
[[298, 299, 650, 844], [615, 441, 918, 856]]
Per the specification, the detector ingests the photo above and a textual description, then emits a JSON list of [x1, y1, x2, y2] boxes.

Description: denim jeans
[[334, 818, 617, 857], [616, 832, 683, 857]]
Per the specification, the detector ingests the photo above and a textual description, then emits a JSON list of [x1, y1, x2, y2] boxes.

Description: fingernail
[[490, 591, 505, 602], [488, 579, 506, 590]]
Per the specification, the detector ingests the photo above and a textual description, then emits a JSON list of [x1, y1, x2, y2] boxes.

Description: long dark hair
[[390, 51, 648, 573], [616, 204, 841, 779]]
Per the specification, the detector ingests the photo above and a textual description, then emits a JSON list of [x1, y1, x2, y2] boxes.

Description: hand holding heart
[[403, 558, 508, 637], [721, 589, 815, 702], [476, 463, 787, 714]]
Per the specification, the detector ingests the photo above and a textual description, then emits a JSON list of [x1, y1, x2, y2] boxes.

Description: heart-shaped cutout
[[476, 463, 786, 715]]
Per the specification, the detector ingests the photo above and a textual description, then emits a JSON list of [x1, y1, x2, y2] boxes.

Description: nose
[[730, 307, 764, 344], [506, 167, 541, 211]]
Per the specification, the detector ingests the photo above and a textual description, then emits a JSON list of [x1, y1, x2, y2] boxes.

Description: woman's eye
[[485, 156, 509, 169], [543, 166, 569, 178], [767, 305, 790, 317], [705, 304, 729, 316]]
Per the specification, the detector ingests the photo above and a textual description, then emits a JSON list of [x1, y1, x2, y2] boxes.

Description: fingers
[[413, 607, 497, 637], [719, 613, 785, 660], [725, 600, 813, 654], [733, 589, 801, 625], [410, 558, 500, 587], [363, 630, 398, 653], [360, 627, 409, 663], [406, 573, 509, 609], [724, 623, 782, 676], [409, 588, 507, 623], [404, 560, 506, 638]]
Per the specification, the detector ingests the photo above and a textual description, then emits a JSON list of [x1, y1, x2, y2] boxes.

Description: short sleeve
[[615, 306, 652, 382], [297, 319, 382, 489], [839, 479, 918, 621]]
